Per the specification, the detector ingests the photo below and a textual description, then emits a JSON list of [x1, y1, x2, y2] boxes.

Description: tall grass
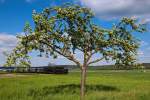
[[0, 70, 150, 100]]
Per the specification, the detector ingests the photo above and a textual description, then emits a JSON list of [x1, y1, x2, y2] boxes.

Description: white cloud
[[140, 41, 149, 47], [138, 55, 150, 63], [137, 50, 144, 55], [0, 33, 18, 66], [80, 0, 150, 19], [137, 48, 150, 63], [0, 33, 17, 52]]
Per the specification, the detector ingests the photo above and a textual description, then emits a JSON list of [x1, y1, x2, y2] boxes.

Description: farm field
[[0, 70, 150, 100]]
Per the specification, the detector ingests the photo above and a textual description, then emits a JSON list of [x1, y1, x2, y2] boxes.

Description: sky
[[0, 0, 150, 66]]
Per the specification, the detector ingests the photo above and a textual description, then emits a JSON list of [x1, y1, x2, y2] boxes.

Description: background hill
[[46, 63, 150, 70]]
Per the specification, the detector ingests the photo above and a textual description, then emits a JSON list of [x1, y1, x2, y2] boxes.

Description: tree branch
[[40, 40, 82, 67], [88, 57, 104, 65]]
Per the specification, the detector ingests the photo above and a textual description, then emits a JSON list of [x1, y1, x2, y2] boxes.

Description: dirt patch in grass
[[0, 74, 28, 78]]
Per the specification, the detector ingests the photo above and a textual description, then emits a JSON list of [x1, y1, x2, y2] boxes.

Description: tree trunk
[[80, 66, 87, 100]]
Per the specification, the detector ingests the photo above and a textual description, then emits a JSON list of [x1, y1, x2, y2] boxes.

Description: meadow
[[0, 70, 150, 100]]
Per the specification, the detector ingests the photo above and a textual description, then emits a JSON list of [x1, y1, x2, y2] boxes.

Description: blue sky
[[0, 0, 150, 66]]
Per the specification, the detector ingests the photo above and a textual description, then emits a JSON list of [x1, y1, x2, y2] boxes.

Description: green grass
[[0, 70, 150, 100]]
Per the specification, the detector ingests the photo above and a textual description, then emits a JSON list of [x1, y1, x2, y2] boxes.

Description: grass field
[[0, 70, 150, 100]]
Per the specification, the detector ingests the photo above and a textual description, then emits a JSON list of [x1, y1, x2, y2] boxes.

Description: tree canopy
[[4, 4, 146, 68]]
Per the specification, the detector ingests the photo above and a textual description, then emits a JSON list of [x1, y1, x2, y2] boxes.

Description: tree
[[4, 4, 146, 100]]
